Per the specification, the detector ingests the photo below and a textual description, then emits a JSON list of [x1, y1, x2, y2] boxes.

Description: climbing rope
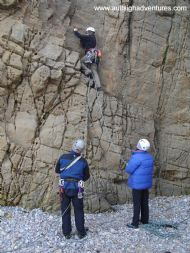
[[83, 72, 130, 206], [142, 215, 188, 238], [142, 220, 178, 238], [61, 202, 72, 217], [84, 60, 132, 169], [141, 199, 190, 238], [84, 82, 91, 157]]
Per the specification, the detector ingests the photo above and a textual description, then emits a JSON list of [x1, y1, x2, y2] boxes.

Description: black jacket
[[74, 31, 96, 50]]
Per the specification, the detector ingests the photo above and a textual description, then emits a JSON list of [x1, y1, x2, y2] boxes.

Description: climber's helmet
[[86, 27, 95, 33], [72, 139, 85, 153], [136, 139, 150, 151]]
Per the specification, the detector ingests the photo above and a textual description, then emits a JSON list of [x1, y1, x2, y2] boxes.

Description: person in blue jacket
[[125, 139, 154, 229], [55, 139, 90, 239]]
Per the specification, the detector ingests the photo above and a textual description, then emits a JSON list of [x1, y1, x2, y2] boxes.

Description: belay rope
[[141, 199, 190, 238], [142, 220, 178, 238], [141, 215, 190, 239], [84, 81, 128, 204]]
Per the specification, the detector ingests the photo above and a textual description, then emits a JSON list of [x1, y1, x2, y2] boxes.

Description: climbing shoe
[[88, 79, 94, 88], [84, 69, 92, 76], [127, 223, 138, 229], [96, 87, 102, 92]]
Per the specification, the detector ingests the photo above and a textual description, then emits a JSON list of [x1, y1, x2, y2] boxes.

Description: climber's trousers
[[81, 57, 101, 89], [81, 56, 91, 75], [91, 63, 101, 89]]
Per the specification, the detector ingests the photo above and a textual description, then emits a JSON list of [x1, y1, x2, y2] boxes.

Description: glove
[[119, 158, 127, 170], [74, 28, 78, 32]]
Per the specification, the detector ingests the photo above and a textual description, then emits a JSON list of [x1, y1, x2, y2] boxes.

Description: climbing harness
[[59, 178, 84, 195], [84, 48, 102, 65], [82, 48, 102, 89], [84, 50, 96, 64], [78, 180, 84, 199], [59, 179, 85, 217]]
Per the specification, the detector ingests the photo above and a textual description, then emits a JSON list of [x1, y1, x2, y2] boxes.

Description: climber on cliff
[[125, 139, 154, 229], [73, 26, 102, 91], [55, 139, 90, 239]]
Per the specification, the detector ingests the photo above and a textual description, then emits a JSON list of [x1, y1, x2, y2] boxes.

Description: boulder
[[7, 112, 37, 147], [10, 23, 28, 45], [0, 0, 17, 9], [39, 43, 63, 61], [9, 53, 23, 70], [31, 65, 50, 96]]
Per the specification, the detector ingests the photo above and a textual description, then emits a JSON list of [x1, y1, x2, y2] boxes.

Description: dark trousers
[[132, 189, 149, 226], [61, 191, 86, 236]]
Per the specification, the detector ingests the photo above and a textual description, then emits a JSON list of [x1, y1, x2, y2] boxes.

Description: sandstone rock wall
[[0, 0, 190, 212]]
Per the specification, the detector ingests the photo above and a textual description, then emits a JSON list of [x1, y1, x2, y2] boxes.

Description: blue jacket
[[125, 151, 154, 190], [55, 151, 90, 190]]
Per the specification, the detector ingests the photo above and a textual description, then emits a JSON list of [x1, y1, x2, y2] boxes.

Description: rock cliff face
[[0, 0, 190, 212]]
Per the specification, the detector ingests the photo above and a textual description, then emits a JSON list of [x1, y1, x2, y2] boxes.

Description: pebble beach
[[0, 195, 190, 253]]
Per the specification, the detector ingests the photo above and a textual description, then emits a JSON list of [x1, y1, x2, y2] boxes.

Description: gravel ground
[[0, 195, 190, 253]]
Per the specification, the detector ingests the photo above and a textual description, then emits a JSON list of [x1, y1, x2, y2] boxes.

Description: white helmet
[[137, 139, 150, 151], [72, 139, 85, 153], [86, 27, 95, 33]]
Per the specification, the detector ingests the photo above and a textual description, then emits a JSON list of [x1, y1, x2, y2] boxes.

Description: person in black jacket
[[74, 27, 102, 91], [55, 139, 90, 239]]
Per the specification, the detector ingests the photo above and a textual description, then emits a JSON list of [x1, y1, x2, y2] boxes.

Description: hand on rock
[[74, 28, 78, 32]]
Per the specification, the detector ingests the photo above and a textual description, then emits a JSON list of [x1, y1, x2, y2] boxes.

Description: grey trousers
[[91, 63, 101, 89], [81, 56, 91, 75], [81, 56, 101, 89]]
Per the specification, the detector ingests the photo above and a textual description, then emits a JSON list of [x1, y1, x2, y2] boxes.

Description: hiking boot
[[64, 234, 72, 239], [78, 227, 88, 239], [78, 233, 87, 239], [127, 223, 138, 229], [139, 220, 149, 225], [85, 227, 89, 232]]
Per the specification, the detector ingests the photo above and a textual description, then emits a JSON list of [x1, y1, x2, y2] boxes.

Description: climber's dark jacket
[[74, 31, 96, 50], [55, 150, 90, 190]]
